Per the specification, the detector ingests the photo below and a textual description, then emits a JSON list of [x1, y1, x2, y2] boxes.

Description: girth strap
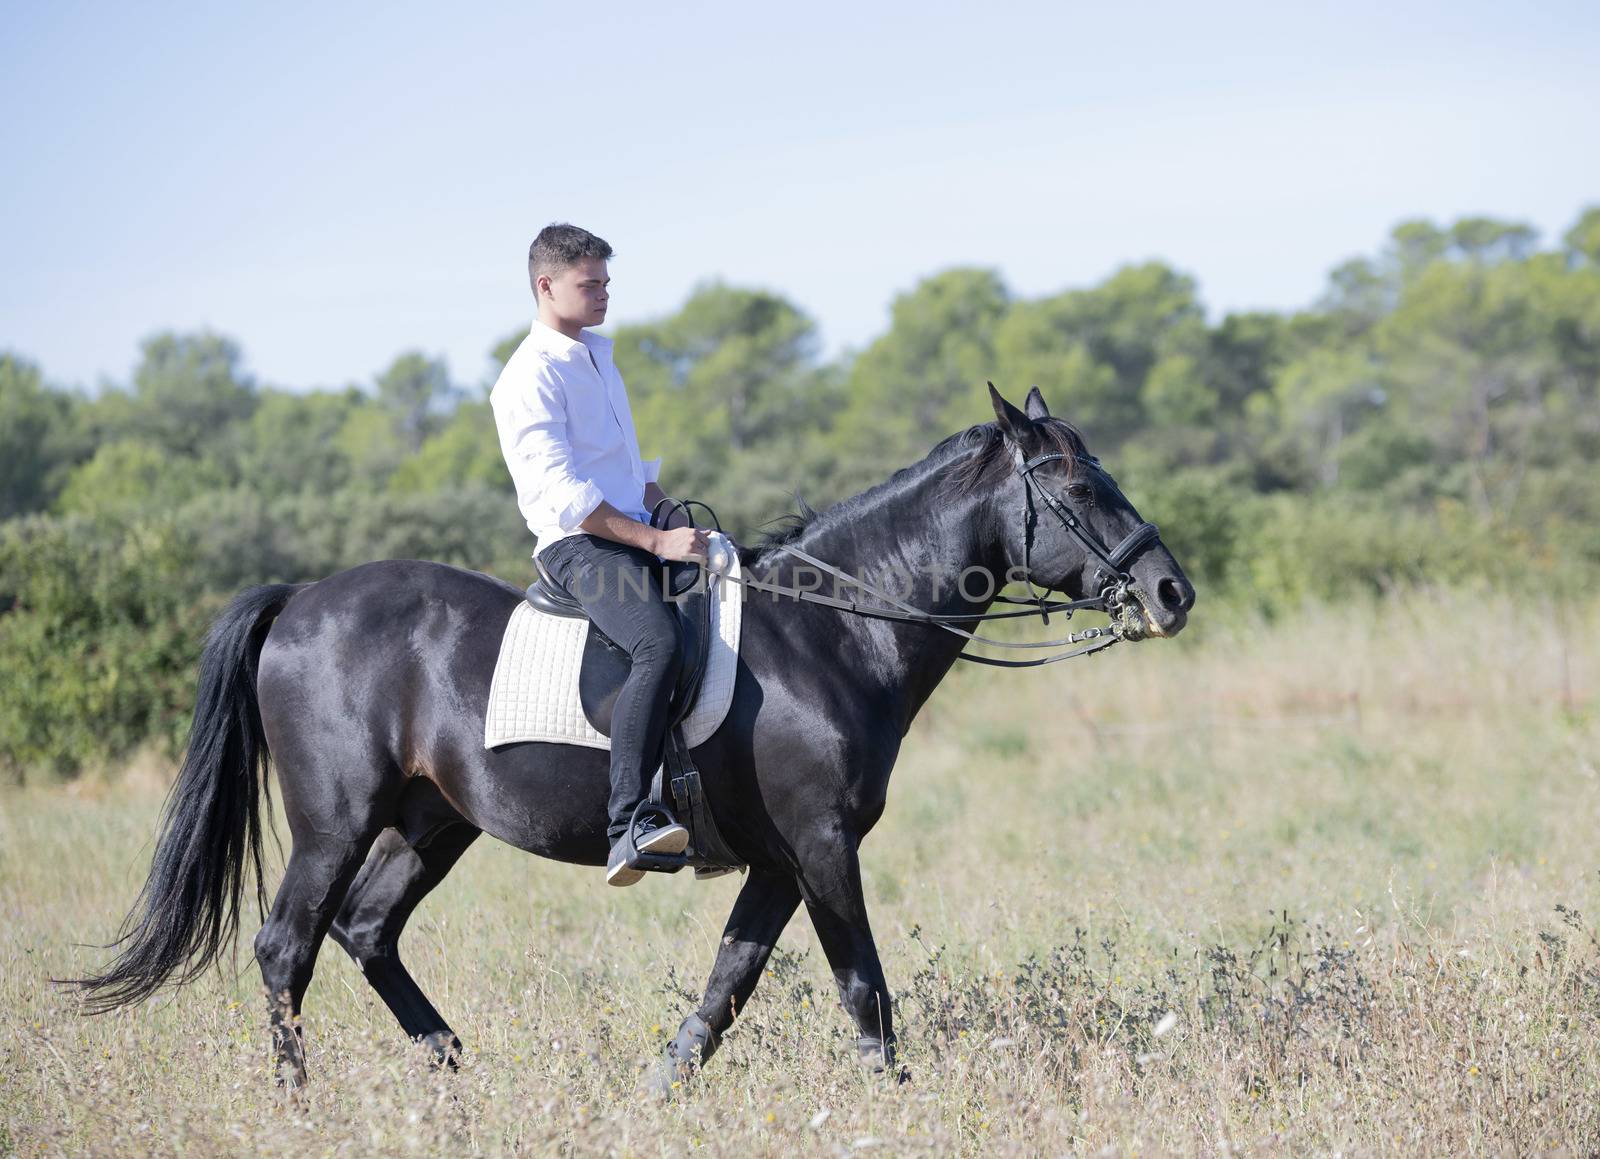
[[653, 722, 744, 869]]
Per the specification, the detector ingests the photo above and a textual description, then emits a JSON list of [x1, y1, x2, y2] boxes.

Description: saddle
[[524, 557, 712, 737], [523, 552, 743, 875]]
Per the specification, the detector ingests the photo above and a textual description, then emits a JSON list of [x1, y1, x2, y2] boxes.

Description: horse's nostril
[[1157, 577, 1194, 613]]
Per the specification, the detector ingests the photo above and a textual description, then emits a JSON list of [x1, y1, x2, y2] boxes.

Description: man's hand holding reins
[[654, 525, 710, 563]]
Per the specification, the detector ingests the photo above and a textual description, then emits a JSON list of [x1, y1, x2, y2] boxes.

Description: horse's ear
[[1024, 386, 1050, 420], [988, 381, 1034, 442]]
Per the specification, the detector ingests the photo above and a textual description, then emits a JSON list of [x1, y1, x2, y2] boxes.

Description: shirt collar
[[528, 317, 613, 359]]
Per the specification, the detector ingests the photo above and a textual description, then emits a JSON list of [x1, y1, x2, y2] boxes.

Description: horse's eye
[[1066, 484, 1093, 502]]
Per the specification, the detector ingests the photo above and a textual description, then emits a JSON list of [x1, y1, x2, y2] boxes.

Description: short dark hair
[[528, 223, 613, 292]]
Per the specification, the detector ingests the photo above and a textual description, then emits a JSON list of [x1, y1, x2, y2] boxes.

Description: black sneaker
[[605, 818, 689, 887]]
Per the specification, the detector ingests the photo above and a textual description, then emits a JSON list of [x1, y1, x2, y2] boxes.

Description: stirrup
[[621, 800, 689, 874]]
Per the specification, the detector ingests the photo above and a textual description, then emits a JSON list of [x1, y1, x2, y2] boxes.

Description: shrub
[[0, 515, 214, 779]]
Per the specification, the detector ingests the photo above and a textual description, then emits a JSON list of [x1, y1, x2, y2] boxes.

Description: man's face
[[542, 258, 610, 327]]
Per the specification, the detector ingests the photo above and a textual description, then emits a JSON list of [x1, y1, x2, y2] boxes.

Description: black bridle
[[1012, 449, 1163, 620], [654, 447, 1167, 668]]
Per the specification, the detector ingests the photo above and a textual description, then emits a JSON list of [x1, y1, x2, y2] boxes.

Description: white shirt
[[490, 318, 662, 560]]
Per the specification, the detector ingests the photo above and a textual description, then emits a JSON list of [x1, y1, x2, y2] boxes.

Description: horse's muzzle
[[1128, 574, 1194, 640]]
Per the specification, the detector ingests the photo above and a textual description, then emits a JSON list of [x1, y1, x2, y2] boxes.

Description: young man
[[490, 223, 709, 886]]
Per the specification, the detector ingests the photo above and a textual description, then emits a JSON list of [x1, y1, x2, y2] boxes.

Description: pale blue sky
[[3, 0, 1597, 392]]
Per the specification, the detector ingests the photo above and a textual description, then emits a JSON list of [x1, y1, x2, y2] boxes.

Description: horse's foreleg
[[799, 844, 897, 1073], [655, 868, 802, 1090], [328, 823, 480, 1066]]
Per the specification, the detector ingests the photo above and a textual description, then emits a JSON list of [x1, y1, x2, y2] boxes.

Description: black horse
[[75, 385, 1194, 1087]]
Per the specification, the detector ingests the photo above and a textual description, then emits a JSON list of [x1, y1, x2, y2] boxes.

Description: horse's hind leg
[[329, 823, 480, 1065], [254, 821, 385, 1087]]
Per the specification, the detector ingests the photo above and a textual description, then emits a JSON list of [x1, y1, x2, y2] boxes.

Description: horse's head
[[986, 384, 1195, 640]]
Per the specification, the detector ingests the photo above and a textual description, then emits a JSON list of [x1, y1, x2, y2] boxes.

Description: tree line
[[3, 208, 1598, 777]]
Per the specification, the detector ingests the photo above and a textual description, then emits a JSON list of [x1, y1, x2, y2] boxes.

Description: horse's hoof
[[856, 1036, 897, 1074], [643, 1052, 691, 1100], [421, 1031, 463, 1070], [644, 1013, 715, 1098]]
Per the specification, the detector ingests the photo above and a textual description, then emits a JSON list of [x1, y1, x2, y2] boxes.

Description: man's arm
[[578, 499, 666, 552], [580, 498, 706, 561]]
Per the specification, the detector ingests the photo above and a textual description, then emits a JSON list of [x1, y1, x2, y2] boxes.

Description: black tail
[[70, 583, 303, 1013]]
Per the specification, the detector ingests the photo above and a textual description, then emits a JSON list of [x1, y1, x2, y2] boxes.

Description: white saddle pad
[[483, 554, 745, 751]]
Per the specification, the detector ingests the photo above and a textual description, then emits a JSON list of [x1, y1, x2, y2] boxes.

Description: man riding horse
[[490, 223, 704, 887]]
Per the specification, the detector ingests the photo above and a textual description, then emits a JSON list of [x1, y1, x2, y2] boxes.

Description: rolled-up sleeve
[[641, 456, 662, 485], [493, 369, 605, 533]]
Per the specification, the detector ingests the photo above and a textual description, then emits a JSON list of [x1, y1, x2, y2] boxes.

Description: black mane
[[740, 417, 1093, 568]]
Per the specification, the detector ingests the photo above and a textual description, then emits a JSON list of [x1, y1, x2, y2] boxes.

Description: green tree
[[1318, 258, 1393, 335], [1447, 216, 1539, 265], [993, 303, 1122, 434], [237, 387, 367, 499], [376, 352, 459, 451], [388, 402, 508, 495], [55, 439, 228, 517], [110, 331, 257, 456], [824, 268, 1010, 496], [1388, 219, 1450, 285], [615, 283, 837, 516], [1260, 344, 1382, 488], [333, 404, 409, 490], [1564, 205, 1600, 266], [1203, 311, 1290, 414], [1142, 352, 1217, 428], [1376, 257, 1556, 514], [994, 262, 1204, 448], [0, 514, 212, 778], [0, 354, 82, 518]]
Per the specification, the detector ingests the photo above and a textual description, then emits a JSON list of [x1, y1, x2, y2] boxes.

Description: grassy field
[[3, 588, 1598, 1155]]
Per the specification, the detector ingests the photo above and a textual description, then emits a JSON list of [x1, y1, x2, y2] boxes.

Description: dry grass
[[2, 588, 1598, 1155]]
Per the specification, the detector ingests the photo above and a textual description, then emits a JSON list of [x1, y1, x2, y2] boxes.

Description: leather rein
[[651, 450, 1165, 669]]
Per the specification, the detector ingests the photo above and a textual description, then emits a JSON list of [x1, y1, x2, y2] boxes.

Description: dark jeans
[[536, 533, 685, 842]]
